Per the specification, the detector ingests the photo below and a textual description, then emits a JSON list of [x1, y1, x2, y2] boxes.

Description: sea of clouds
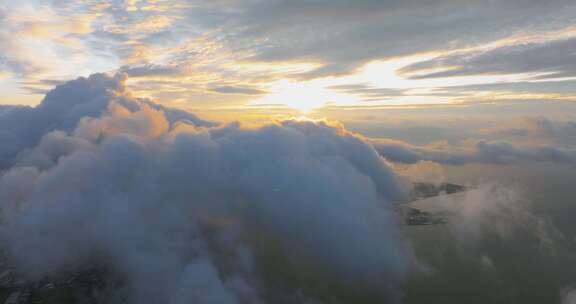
[[0, 73, 566, 303]]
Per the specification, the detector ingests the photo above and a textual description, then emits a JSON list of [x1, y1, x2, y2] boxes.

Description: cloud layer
[[0, 73, 572, 303], [4, 1, 576, 108], [0, 74, 411, 303], [374, 138, 576, 166]]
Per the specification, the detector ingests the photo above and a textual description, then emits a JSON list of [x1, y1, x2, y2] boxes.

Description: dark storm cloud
[[400, 36, 576, 80]]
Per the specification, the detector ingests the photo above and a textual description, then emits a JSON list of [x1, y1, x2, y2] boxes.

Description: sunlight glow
[[250, 80, 361, 113]]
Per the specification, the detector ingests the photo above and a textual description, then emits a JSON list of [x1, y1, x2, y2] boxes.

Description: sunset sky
[[3, 0, 576, 119]]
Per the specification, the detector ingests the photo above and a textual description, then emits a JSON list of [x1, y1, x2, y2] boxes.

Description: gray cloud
[[119, 64, 183, 78], [231, 0, 576, 77], [73, 0, 576, 82], [374, 139, 576, 165], [209, 85, 267, 95], [400, 36, 576, 80], [436, 80, 576, 96], [329, 83, 405, 101], [484, 116, 576, 146]]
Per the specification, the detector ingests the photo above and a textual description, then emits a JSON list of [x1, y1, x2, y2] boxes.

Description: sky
[[3, 0, 576, 116], [1, 1, 576, 303]]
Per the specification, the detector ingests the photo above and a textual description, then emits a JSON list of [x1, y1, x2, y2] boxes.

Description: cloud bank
[[0, 74, 411, 303], [374, 138, 576, 166], [0, 73, 570, 303], [0, 73, 212, 169]]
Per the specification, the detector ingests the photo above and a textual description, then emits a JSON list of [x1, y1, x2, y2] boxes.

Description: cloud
[[399, 36, 576, 80], [562, 286, 576, 304], [209, 85, 267, 95], [5, 0, 576, 110], [406, 181, 560, 256], [6, 0, 576, 87], [0, 4, 101, 78], [443, 183, 557, 247], [0, 73, 412, 303], [328, 83, 405, 101], [119, 64, 183, 78], [373, 138, 576, 165], [481, 116, 576, 146], [0, 73, 211, 169], [234, 0, 576, 77]]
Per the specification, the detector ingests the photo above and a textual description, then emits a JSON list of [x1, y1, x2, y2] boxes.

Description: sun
[[251, 80, 358, 113]]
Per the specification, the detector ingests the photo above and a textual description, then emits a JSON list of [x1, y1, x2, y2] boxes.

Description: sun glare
[[251, 80, 360, 113]]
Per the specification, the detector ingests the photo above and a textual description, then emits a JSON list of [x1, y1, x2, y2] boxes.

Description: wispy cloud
[[3, 0, 576, 110]]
